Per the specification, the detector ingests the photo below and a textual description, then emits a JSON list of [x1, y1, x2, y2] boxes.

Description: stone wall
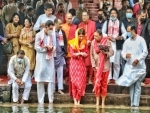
[[0, 84, 11, 103]]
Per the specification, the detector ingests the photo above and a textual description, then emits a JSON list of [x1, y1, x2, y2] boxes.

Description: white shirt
[[34, 14, 56, 31], [8, 55, 30, 82]]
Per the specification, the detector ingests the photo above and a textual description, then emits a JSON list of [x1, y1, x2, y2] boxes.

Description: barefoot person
[[68, 28, 87, 105], [91, 29, 113, 106], [34, 20, 56, 104], [8, 50, 32, 104], [116, 25, 148, 107]]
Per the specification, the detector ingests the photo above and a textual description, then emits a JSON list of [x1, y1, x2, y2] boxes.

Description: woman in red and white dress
[[68, 28, 88, 105]]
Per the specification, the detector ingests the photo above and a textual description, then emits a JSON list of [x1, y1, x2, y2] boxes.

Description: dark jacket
[[95, 20, 105, 30], [18, 11, 25, 25], [59, 29, 68, 55], [135, 18, 150, 48], [0, 20, 4, 64], [35, 4, 44, 19], [72, 16, 80, 26], [121, 17, 136, 30], [118, 7, 127, 20]]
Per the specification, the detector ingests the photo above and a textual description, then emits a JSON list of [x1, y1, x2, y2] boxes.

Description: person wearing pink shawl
[[91, 29, 114, 106], [102, 8, 127, 83], [34, 20, 56, 104]]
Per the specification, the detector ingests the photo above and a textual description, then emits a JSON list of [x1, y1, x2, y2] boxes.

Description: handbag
[[2, 41, 13, 54]]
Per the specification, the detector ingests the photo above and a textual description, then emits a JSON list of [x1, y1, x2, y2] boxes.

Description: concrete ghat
[[1, 104, 150, 112], [1, 84, 150, 106], [28, 93, 150, 106], [0, 84, 11, 103]]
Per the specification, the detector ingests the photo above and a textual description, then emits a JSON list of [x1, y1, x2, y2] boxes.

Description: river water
[[0, 104, 150, 113]]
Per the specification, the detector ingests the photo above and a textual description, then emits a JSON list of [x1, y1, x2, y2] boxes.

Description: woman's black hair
[[78, 28, 85, 35], [24, 17, 32, 27], [143, 2, 150, 10], [9, 13, 21, 25]]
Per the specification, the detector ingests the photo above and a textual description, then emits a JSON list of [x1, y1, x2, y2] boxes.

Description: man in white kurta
[[102, 8, 126, 82], [34, 20, 56, 104], [116, 25, 148, 107], [34, 3, 56, 32], [8, 50, 32, 104]]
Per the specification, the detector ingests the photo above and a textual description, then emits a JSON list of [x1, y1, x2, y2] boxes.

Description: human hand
[[116, 36, 122, 40], [15, 78, 21, 85], [75, 52, 81, 56], [2, 38, 7, 43], [108, 36, 115, 42], [47, 46, 53, 51], [12, 33, 18, 37], [101, 50, 107, 54], [40, 23, 45, 28], [93, 67, 98, 71], [80, 52, 87, 57], [132, 59, 139, 67], [87, 40, 91, 46], [19, 81, 24, 86], [126, 53, 131, 59]]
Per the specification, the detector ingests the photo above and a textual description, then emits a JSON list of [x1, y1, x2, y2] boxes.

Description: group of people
[[0, 0, 149, 107]]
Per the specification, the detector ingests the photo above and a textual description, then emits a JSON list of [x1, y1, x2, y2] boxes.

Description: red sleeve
[[133, 4, 140, 15], [89, 22, 96, 41], [69, 46, 78, 58]]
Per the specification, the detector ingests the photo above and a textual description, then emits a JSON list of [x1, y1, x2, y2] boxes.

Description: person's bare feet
[[77, 101, 82, 106], [101, 103, 105, 108], [21, 99, 24, 104], [141, 82, 145, 86], [13, 101, 19, 104], [49, 102, 53, 105], [77, 104, 83, 106], [96, 101, 99, 106], [74, 99, 78, 105], [58, 90, 64, 94]]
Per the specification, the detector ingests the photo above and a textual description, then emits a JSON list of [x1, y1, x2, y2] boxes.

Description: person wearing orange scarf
[[68, 28, 87, 105], [91, 29, 114, 107]]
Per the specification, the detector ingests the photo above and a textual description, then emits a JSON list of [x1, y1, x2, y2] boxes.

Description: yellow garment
[[5, 23, 22, 55], [61, 23, 70, 39], [19, 28, 36, 71], [68, 28, 87, 51]]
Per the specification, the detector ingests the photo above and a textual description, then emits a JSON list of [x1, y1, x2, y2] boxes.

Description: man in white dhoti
[[34, 3, 56, 32], [8, 50, 32, 104], [102, 8, 126, 83], [116, 25, 148, 107], [34, 20, 56, 104]]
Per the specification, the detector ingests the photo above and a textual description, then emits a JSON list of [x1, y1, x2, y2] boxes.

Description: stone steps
[[1, 84, 150, 106], [30, 84, 150, 95], [27, 92, 150, 106]]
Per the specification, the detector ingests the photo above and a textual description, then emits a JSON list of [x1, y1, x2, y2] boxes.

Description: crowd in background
[[0, 0, 149, 107]]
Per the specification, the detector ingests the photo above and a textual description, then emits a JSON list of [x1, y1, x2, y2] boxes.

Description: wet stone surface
[[0, 85, 11, 103]]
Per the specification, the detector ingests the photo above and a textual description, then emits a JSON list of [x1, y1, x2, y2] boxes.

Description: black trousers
[[0, 43, 3, 64]]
